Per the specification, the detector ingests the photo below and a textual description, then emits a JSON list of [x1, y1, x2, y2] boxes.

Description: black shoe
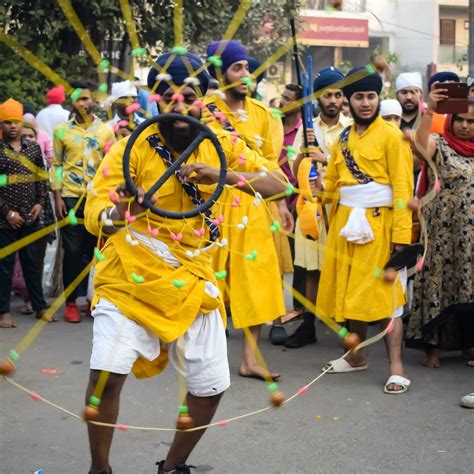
[[156, 460, 196, 473], [285, 314, 317, 349], [269, 324, 288, 345]]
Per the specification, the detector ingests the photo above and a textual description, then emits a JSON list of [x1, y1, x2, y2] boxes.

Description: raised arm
[[415, 87, 447, 158]]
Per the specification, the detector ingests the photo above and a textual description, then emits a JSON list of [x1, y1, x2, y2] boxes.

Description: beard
[[159, 118, 200, 153], [74, 105, 92, 118], [223, 74, 247, 101], [318, 99, 341, 119], [349, 102, 381, 126], [401, 101, 419, 115]]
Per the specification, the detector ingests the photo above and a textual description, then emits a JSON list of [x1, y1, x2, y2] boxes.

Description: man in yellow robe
[[204, 40, 292, 380], [83, 52, 285, 474], [287, 66, 352, 349], [314, 67, 414, 394]]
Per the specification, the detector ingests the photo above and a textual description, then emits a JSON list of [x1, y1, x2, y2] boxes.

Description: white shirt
[[293, 113, 352, 158], [36, 104, 70, 139]]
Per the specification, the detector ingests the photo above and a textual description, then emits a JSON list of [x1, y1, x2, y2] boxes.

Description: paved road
[[1, 295, 472, 474]]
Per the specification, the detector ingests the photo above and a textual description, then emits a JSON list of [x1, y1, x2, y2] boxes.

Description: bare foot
[[239, 362, 280, 381], [422, 350, 440, 368], [0, 313, 16, 328], [36, 309, 57, 323]]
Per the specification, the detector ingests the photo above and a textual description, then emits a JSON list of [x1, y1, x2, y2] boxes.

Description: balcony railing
[[438, 44, 468, 65]]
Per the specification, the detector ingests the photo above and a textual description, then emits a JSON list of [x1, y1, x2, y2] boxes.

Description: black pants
[[60, 197, 95, 303], [0, 225, 48, 314]]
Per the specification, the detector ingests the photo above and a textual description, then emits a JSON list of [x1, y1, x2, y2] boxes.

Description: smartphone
[[433, 82, 469, 114]]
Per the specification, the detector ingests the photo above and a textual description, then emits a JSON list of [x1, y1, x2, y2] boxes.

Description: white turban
[[380, 99, 402, 118], [110, 80, 138, 102], [396, 72, 423, 92]]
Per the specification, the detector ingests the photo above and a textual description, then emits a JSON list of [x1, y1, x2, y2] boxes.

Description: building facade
[[286, 0, 470, 86]]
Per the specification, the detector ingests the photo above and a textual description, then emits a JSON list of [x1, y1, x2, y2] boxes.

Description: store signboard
[[299, 15, 369, 47]]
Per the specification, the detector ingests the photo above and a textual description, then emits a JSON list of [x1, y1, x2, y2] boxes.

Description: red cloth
[[279, 118, 301, 207], [443, 114, 474, 157], [46, 85, 65, 105]]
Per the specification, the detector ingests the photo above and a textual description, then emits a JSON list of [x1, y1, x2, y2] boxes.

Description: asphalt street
[[1, 293, 473, 474]]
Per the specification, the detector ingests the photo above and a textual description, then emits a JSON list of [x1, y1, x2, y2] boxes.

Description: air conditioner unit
[[266, 62, 284, 79]]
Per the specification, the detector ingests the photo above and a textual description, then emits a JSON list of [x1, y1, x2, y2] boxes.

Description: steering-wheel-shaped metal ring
[[122, 113, 227, 219]]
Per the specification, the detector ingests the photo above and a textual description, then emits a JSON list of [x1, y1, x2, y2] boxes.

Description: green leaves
[[0, 0, 302, 107]]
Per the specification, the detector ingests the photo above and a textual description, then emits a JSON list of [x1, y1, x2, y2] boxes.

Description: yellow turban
[[0, 98, 23, 122]]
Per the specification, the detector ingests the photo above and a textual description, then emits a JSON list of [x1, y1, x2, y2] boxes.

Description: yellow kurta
[[294, 114, 353, 271], [203, 95, 287, 327], [267, 116, 294, 275], [84, 125, 277, 377], [316, 117, 414, 323]]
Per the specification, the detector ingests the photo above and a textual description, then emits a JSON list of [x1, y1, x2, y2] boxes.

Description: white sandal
[[323, 358, 368, 373], [384, 375, 411, 394]]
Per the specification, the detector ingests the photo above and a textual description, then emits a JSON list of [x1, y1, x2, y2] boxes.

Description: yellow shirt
[[324, 116, 414, 244], [85, 125, 280, 345], [52, 116, 115, 198]]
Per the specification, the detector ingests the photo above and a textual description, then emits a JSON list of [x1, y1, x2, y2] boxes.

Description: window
[[440, 19, 455, 45]]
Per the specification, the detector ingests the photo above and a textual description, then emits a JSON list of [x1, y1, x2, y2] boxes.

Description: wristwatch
[[101, 206, 124, 230]]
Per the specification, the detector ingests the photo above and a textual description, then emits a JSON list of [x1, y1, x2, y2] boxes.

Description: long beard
[[159, 119, 200, 153], [349, 103, 381, 126]]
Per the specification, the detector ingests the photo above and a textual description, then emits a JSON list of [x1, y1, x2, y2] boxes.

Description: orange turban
[[0, 98, 23, 122]]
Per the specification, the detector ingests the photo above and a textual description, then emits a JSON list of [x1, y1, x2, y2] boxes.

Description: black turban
[[342, 66, 383, 99]]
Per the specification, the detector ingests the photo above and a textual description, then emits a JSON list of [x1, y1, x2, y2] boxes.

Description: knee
[[87, 371, 126, 400]]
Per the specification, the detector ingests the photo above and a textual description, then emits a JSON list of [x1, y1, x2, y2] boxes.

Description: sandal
[[20, 303, 34, 315], [156, 460, 195, 473], [383, 375, 411, 394], [323, 358, 368, 373]]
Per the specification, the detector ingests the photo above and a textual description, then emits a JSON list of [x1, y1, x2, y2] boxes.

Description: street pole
[[470, 0, 474, 75]]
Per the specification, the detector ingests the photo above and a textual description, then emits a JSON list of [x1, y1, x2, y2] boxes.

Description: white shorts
[[90, 297, 230, 397]]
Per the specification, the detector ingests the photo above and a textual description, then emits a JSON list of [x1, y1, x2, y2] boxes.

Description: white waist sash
[[339, 182, 393, 244]]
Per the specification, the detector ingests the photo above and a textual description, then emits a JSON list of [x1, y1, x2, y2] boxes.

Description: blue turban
[[313, 66, 345, 92], [428, 71, 459, 91], [147, 51, 210, 96], [342, 66, 383, 99], [206, 40, 248, 78], [247, 56, 265, 84]]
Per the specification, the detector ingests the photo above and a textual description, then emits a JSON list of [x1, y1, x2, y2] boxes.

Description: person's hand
[[427, 87, 448, 114], [179, 163, 219, 186], [114, 183, 156, 219], [6, 211, 24, 229], [305, 128, 316, 145], [54, 196, 67, 219], [278, 202, 294, 233], [29, 204, 43, 221], [309, 174, 323, 193], [307, 146, 327, 165]]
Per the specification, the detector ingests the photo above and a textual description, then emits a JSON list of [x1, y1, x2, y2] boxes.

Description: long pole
[[469, 0, 474, 76], [290, 19, 309, 151]]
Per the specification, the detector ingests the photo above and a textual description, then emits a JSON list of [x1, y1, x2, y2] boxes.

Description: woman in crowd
[[406, 88, 473, 367]]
